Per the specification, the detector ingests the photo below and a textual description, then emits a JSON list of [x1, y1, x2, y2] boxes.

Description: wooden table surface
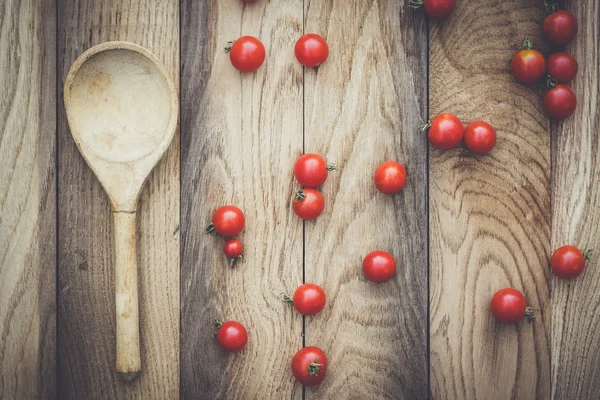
[[1, 0, 598, 399]]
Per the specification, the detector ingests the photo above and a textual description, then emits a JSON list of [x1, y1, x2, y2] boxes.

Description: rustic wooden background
[[0, 0, 598, 399]]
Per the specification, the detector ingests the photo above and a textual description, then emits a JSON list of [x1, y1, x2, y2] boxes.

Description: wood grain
[[180, 1, 303, 398], [0, 0, 56, 398], [429, 1, 551, 399], [303, 1, 428, 398], [57, 0, 179, 398], [551, 1, 600, 399]]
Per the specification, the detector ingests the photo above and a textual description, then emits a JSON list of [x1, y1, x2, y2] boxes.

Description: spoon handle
[[114, 211, 141, 381]]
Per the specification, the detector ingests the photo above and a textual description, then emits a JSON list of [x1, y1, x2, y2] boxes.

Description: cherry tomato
[[224, 239, 244, 267], [374, 161, 407, 195], [207, 205, 245, 237], [228, 36, 265, 72], [410, 0, 456, 19], [362, 251, 396, 283], [551, 245, 591, 279], [464, 121, 496, 155], [543, 84, 577, 119], [543, 10, 578, 46], [215, 319, 248, 352], [286, 283, 326, 316], [295, 34, 329, 68], [511, 39, 546, 85], [547, 52, 578, 83], [294, 153, 336, 187], [491, 288, 533, 324], [291, 346, 328, 386], [426, 113, 464, 149], [292, 189, 324, 220]]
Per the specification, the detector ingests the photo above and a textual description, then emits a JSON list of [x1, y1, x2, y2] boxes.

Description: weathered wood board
[[180, 1, 304, 398], [303, 0, 428, 398], [0, 0, 56, 398], [57, 0, 179, 398], [429, 1, 551, 399], [551, 1, 600, 399]]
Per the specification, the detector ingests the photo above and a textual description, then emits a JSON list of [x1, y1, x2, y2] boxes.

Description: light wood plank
[[429, 1, 551, 399], [57, 0, 179, 397], [180, 1, 303, 398], [551, 2, 600, 399], [303, 1, 428, 398], [0, 0, 56, 398]]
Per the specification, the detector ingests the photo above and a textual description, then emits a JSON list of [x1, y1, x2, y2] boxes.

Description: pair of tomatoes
[[491, 246, 591, 325], [207, 206, 246, 267], [409, 0, 456, 20], [426, 113, 496, 155], [293, 154, 337, 220], [227, 33, 329, 73]]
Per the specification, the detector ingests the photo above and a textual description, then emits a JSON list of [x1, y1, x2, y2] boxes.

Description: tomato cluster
[[511, 7, 579, 120], [206, 205, 246, 267]]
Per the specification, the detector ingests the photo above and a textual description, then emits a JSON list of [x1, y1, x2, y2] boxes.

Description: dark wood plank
[[0, 0, 56, 398], [551, 2, 600, 399], [57, 0, 179, 397], [429, 1, 551, 399], [303, 1, 428, 398], [180, 0, 303, 398]]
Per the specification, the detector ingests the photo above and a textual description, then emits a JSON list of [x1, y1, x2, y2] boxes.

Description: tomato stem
[[583, 249, 593, 261], [522, 37, 533, 50], [295, 190, 306, 202], [418, 121, 431, 132], [206, 223, 217, 235], [224, 40, 235, 53], [544, 0, 560, 14], [307, 356, 322, 376], [282, 295, 294, 304], [214, 318, 223, 329], [407, 0, 424, 9], [229, 254, 244, 268], [326, 163, 338, 171], [524, 307, 536, 322], [545, 75, 558, 89]]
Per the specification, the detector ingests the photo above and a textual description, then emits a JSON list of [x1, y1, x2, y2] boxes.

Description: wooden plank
[[0, 0, 56, 398], [57, 0, 179, 397], [180, 1, 303, 398], [429, 1, 551, 399], [303, 1, 428, 398], [551, 2, 600, 399]]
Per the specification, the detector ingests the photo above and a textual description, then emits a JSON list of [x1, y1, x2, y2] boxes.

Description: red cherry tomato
[[286, 283, 326, 316], [362, 251, 396, 283], [374, 161, 407, 195], [295, 34, 329, 68], [294, 153, 336, 187], [551, 245, 591, 279], [410, 0, 455, 19], [291, 346, 328, 386], [215, 320, 248, 352], [223, 239, 244, 267], [464, 121, 496, 155], [427, 113, 464, 149], [292, 189, 324, 220], [491, 288, 532, 324], [228, 36, 265, 72], [208, 206, 245, 237], [511, 39, 546, 85], [543, 10, 578, 46], [547, 52, 578, 83], [543, 84, 577, 119]]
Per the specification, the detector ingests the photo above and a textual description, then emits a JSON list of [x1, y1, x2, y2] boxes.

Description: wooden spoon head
[[64, 42, 178, 211]]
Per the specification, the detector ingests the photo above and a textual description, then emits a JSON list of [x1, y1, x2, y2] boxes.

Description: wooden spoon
[[64, 42, 178, 381]]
